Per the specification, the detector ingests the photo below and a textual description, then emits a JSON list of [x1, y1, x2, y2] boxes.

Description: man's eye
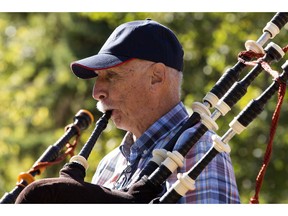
[[107, 73, 117, 80], [106, 71, 125, 81]]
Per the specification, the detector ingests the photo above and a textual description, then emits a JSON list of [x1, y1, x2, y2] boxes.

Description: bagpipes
[[2, 12, 288, 204]]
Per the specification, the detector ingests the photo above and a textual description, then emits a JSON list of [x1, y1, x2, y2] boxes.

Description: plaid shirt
[[91, 102, 240, 203]]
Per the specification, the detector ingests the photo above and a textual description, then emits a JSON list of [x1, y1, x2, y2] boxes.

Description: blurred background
[[0, 12, 288, 204]]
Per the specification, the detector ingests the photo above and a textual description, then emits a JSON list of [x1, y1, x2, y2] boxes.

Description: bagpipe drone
[[0, 109, 94, 203], [1, 12, 288, 204]]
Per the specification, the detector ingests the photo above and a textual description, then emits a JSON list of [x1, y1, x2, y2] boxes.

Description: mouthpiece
[[103, 110, 112, 119]]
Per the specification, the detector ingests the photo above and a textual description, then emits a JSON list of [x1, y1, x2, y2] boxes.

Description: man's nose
[[92, 78, 108, 100]]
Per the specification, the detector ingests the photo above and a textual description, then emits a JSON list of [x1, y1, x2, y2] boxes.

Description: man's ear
[[150, 63, 166, 86]]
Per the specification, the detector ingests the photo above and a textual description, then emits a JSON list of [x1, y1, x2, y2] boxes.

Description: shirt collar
[[119, 102, 189, 163]]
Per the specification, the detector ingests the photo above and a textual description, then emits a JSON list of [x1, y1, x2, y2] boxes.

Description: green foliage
[[1, 12, 288, 203]]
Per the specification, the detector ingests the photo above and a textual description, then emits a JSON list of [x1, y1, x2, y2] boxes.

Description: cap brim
[[70, 54, 131, 79]]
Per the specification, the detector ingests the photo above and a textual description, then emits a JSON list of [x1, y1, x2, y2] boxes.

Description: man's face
[[92, 59, 155, 137]]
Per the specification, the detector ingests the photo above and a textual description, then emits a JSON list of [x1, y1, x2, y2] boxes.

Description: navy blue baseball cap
[[70, 19, 184, 79]]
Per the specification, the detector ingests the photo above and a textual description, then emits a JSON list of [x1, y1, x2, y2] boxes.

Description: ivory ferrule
[[263, 21, 280, 39], [212, 134, 231, 153], [229, 118, 246, 135], [172, 173, 196, 196], [191, 102, 211, 116], [203, 92, 219, 108], [151, 149, 168, 166], [266, 42, 285, 58], [215, 99, 231, 116], [163, 151, 184, 173], [69, 155, 89, 170], [245, 40, 265, 54], [200, 113, 219, 131]]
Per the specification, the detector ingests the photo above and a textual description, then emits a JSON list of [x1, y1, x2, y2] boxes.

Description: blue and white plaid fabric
[[92, 102, 240, 203]]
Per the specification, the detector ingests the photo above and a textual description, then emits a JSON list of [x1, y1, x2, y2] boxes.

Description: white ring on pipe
[[229, 118, 246, 134], [69, 155, 89, 170], [212, 134, 231, 153], [192, 102, 211, 116], [200, 113, 219, 131], [172, 173, 196, 196], [203, 92, 219, 108], [263, 22, 280, 39], [151, 149, 168, 166]]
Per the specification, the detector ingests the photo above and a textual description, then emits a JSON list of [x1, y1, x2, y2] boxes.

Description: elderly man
[[16, 19, 240, 204]]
